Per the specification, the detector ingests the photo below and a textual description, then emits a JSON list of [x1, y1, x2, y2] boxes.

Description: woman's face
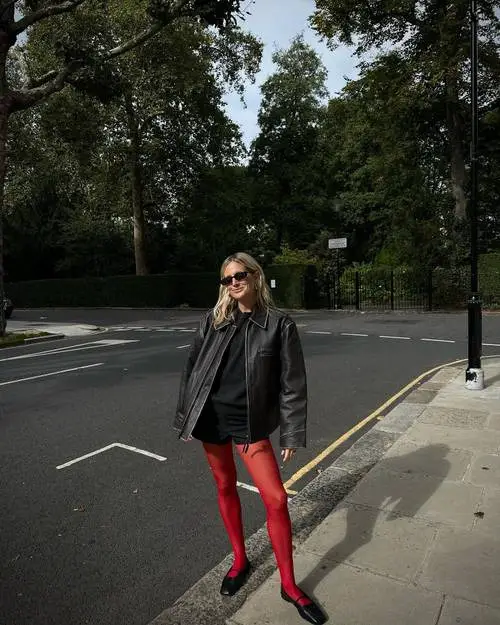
[[222, 261, 257, 303]]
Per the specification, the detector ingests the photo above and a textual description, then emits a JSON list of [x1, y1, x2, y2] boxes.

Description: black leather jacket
[[174, 307, 307, 449]]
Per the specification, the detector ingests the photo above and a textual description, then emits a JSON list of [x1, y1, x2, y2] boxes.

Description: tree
[[0, 0, 248, 335], [317, 53, 450, 267], [175, 165, 257, 269], [311, 0, 500, 248], [249, 35, 329, 251]]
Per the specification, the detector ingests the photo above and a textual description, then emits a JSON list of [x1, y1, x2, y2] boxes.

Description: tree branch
[[105, 0, 193, 59], [11, 61, 79, 112], [24, 69, 59, 90], [105, 21, 165, 60], [11, 0, 86, 35], [16, 0, 200, 103]]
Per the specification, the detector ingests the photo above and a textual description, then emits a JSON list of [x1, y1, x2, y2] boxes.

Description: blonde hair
[[213, 252, 275, 327]]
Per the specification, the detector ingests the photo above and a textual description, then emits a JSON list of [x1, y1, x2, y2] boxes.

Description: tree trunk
[[124, 93, 148, 276], [446, 70, 467, 221]]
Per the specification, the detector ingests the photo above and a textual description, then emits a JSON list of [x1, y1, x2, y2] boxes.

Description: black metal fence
[[319, 267, 500, 311]]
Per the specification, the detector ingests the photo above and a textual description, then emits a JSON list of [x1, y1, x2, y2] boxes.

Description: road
[[1, 309, 500, 625]]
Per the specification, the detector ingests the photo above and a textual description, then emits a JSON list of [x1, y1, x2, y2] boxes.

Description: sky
[[224, 0, 360, 147]]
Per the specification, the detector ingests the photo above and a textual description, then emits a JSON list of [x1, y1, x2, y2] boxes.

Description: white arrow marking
[[0, 339, 139, 362], [0, 363, 104, 386], [56, 442, 167, 469]]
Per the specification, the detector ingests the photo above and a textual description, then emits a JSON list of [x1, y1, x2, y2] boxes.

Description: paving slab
[[418, 527, 500, 608], [430, 368, 462, 384], [417, 406, 489, 429], [404, 422, 500, 453], [471, 486, 500, 538], [296, 503, 436, 582], [486, 412, 500, 430], [404, 389, 438, 404], [374, 403, 426, 435], [229, 552, 443, 625], [438, 597, 500, 625], [382, 438, 472, 480], [430, 390, 500, 413], [465, 453, 500, 487], [345, 466, 483, 529]]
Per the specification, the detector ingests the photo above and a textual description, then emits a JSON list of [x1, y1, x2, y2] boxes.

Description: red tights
[[203, 439, 309, 605]]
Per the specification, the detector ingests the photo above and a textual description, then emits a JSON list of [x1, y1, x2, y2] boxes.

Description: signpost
[[328, 238, 347, 309], [328, 238, 347, 250]]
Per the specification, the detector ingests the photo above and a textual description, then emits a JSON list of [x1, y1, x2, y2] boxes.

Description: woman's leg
[[203, 441, 247, 574], [236, 440, 309, 605]]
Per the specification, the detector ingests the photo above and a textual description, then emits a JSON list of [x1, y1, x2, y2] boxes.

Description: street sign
[[328, 238, 347, 249]]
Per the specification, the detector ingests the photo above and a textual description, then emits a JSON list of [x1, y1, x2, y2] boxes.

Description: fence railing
[[317, 267, 500, 311]]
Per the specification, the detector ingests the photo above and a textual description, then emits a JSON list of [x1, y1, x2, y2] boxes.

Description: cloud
[[225, 0, 360, 146]]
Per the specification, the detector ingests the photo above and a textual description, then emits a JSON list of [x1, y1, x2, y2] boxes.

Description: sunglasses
[[220, 271, 251, 286]]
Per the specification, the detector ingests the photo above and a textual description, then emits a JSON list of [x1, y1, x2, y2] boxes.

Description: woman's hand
[[281, 448, 296, 463]]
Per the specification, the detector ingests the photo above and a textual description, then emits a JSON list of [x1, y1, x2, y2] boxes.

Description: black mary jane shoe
[[220, 560, 251, 596], [281, 586, 327, 625]]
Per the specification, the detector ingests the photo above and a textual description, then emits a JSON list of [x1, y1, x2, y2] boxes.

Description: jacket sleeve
[[279, 318, 307, 449], [174, 312, 210, 433]]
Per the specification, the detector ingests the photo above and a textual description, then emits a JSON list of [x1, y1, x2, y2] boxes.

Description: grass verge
[[0, 331, 50, 348]]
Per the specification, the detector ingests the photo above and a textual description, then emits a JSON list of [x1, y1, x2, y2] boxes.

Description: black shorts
[[192, 404, 248, 445]]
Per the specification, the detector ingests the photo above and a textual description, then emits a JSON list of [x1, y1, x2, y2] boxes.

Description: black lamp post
[[465, 0, 483, 389]]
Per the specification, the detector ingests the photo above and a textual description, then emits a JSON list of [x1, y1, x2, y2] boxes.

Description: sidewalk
[[229, 358, 500, 625], [154, 357, 500, 625]]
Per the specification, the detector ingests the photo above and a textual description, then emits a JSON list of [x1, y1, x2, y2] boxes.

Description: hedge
[[6, 265, 313, 310]]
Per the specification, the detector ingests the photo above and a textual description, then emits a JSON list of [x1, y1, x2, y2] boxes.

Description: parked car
[[3, 296, 13, 319]]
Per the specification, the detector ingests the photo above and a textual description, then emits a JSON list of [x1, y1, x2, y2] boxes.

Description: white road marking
[[180, 329, 196, 332], [236, 481, 295, 500], [177, 345, 191, 349], [94, 340, 139, 346], [0, 339, 139, 363], [379, 335, 411, 340], [306, 331, 332, 335], [0, 363, 104, 387], [483, 343, 500, 347], [421, 338, 456, 344], [56, 442, 167, 470], [341, 333, 369, 337], [236, 481, 259, 494]]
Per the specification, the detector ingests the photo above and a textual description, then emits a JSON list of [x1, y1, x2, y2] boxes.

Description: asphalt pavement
[[1, 309, 500, 625]]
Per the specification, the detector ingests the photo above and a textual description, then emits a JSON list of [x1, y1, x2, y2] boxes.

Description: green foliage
[[7, 9, 262, 279], [7, 273, 220, 308], [175, 165, 258, 270], [249, 35, 330, 250], [264, 264, 310, 309], [311, 0, 500, 257], [273, 244, 318, 265]]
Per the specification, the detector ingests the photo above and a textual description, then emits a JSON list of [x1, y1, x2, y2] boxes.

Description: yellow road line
[[283, 356, 473, 491]]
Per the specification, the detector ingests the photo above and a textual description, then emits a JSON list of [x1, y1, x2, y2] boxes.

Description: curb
[[23, 333, 66, 344], [148, 364, 465, 625]]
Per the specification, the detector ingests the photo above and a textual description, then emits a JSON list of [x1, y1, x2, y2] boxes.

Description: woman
[[174, 252, 326, 625]]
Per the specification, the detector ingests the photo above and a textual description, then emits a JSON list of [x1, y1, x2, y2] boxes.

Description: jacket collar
[[215, 306, 269, 330]]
